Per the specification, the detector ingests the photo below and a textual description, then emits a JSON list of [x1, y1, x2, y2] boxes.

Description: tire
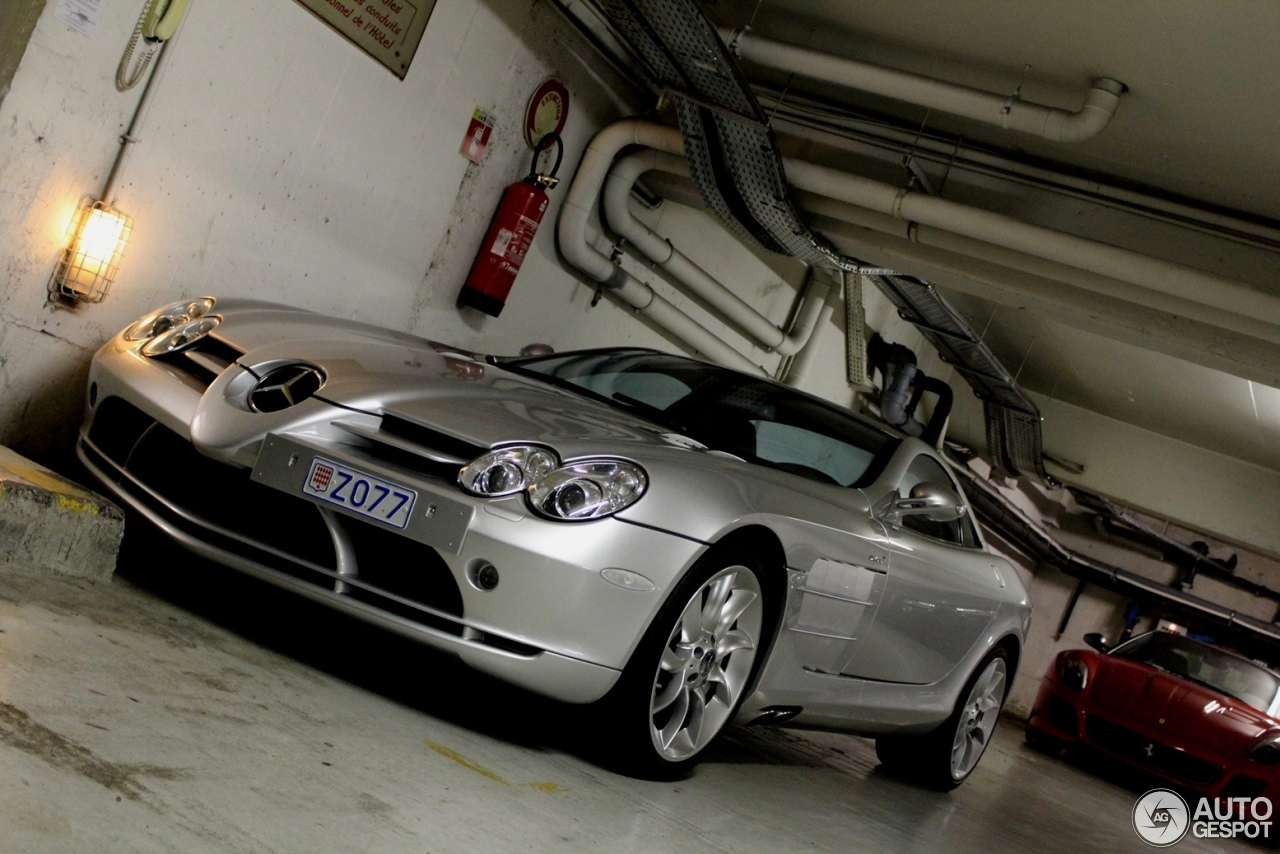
[[1024, 727, 1065, 756], [602, 544, 771, 780], [876, 646, 1010, 790]]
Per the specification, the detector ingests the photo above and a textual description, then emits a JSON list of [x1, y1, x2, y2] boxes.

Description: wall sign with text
[[295, 0, 436, 79]]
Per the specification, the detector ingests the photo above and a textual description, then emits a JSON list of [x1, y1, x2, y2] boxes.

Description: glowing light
[[50, 197, 133, 304]]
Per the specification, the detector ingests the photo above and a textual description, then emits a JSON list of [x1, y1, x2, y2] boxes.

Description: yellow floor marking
[[425, 741, 510, 785], [424, 741, 564, 792]]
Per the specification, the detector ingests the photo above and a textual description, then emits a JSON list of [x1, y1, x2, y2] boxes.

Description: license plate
[[302, 456, 417, 529]]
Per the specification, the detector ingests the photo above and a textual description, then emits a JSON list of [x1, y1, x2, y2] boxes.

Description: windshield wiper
[[610, 393, 688, 432]]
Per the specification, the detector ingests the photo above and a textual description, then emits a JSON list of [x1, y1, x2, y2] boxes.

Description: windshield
[[505, 350, 899, 488], [1114, 632, 1280, 715]]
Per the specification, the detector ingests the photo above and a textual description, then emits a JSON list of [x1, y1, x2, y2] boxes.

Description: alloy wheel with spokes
[[648, 565, 763, 762], [602, 544, 773, 780], [874, 645, 1011, 790], [950, 656, 1007, 779]]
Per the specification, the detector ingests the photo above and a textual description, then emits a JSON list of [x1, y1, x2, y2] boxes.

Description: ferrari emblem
[[1143, 743, 1156, 758]]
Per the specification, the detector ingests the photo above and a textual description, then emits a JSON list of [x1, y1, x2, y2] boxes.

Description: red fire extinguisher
[[457, 132, 564, 317]]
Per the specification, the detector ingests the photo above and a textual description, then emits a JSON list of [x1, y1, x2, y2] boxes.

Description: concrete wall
[[0, 1, 586, 454]]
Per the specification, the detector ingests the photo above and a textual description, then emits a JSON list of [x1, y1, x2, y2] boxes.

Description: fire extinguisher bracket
[[457, 134, 564, 318]]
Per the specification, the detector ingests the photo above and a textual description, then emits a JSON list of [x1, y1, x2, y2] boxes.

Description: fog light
[[473, 561, 500, 590]]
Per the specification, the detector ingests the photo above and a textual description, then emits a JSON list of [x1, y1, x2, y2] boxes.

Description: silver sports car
[[77, 297, 1030, 784]]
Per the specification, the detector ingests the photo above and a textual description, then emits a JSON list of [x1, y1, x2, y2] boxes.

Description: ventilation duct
[[592, 0, 1047, 480]]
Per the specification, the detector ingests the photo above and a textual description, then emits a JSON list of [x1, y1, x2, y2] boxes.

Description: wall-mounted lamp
[[49, 196, 134, 304]]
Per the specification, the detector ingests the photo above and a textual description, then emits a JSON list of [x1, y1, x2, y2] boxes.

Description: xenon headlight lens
[[1250, 737, 1280, 765], [140, 315, 222, 356], [125, 297, 216, 341], [459, 446, 559, 497], [1060, 656, 1089, 691], [528, 460, 647, 520]]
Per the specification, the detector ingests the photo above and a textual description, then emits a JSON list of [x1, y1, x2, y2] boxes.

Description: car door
[[840, 453, 1003, 684]]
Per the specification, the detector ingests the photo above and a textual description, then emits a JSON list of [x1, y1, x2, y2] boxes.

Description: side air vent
[[250, 364, 326, 413]]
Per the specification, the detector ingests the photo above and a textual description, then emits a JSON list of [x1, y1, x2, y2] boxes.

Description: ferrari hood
[[1090, 658, 1279, 754]]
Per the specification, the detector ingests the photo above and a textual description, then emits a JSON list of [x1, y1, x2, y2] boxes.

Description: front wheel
[[603, 545, 769, 779]]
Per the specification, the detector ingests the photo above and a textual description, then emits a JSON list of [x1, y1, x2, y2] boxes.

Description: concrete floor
[[0, 556, 1253, 853]]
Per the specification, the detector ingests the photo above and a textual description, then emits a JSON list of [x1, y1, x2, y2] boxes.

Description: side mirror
[[882, 481, 965, 526], [1084, 632, 1111, 653]]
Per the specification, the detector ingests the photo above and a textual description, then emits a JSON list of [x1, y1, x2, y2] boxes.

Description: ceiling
[[691, 0, 1280, 477]]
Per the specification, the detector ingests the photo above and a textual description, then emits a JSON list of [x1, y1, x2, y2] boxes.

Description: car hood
[[194, 301, 876, 541], [211, 301, 710, 456], [1089, 657, 1279, 754]]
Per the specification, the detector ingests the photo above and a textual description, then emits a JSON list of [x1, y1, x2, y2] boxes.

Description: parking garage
[[3, 1, 1280, 851]]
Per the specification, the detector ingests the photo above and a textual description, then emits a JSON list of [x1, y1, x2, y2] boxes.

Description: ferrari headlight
[[527, 460, 647, 520], [459, 446, 559, 497], [1060, 656, 1089, 691], [140, 315, 222, 356], [125, 297, 216, 342], [1250, 736, 1280, 765]]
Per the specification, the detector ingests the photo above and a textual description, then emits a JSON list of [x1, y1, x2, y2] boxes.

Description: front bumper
[[79, 341, 706, 705], [1027, 677, 1280, 803]]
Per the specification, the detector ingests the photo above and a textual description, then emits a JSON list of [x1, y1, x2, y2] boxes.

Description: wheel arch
[[701, 525, 790, 697], [994, 632, 1022, 701]]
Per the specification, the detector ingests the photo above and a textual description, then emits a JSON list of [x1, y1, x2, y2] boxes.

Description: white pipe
[[762, 98, 1280, 251], [556, 120, 766, 375], [782, 159, 1280, 343], [722, 28, 1124, 144], [782, 285, 839, 388], [602, 150, 828, 356], [565, 119, 1280, 373]]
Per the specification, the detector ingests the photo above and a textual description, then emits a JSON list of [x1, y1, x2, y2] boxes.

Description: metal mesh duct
[[594, 0, 1047, 482], [844, 273, 872, 390]]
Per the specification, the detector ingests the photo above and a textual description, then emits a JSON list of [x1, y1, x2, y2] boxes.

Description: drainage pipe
[[781, 159, 1280, 343], [721, 28, 1125, 144], [602, 149, 829, 356], [557, 120, 766, 375]]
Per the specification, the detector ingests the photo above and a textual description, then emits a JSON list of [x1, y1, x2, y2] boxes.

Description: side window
[[897, 455, 980, 547]]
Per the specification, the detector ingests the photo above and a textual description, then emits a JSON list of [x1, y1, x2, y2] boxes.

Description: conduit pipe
[[602, 149, 830, 356], [566, 120, 1280, 374], [557, 120, 766, 375], [952, 459, 1280, 650], [721, 28, 1125, 144], [781, 159, 1280, 344]]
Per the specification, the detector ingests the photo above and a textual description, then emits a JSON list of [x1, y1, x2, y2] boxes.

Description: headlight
[[125, 297, 216, 341], [527, 460, 647, 520], [1060, 656, 1089, 690], [459, 446, 559, 497], [458, 449, 648, 520], [140, 315, 222, 356], [1250, 737, 1280, 765]]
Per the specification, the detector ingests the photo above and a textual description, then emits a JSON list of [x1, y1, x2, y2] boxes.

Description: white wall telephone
[[117, 0, 191, 91]]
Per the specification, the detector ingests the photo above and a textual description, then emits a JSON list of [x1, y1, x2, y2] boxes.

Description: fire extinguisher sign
[[460, 109, 495, 164]]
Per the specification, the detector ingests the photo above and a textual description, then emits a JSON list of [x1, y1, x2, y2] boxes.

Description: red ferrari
[[1027, 630, 1280, 805]]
